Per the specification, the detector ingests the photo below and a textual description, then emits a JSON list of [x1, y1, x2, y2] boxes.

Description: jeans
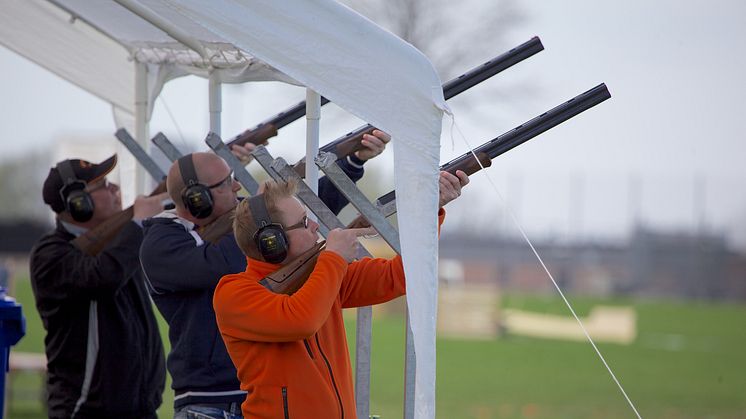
[[174, 402, 243, 419]]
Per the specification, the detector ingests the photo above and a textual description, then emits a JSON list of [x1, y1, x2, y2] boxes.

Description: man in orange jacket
[[213, 171, 468, 418]]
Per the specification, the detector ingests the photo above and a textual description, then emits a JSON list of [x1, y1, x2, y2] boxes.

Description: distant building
[[0, 219, 50, 255], [440, 227, 746, 301]]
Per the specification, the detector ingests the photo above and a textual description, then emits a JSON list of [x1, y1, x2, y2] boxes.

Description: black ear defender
[[248, 194, 289, 264], [178, 155, 214, 219], [57, 160, 94, 222]]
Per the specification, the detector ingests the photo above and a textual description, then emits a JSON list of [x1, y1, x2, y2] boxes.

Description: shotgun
[[291, 37, 544, 175], [259, 83, 611, 294], [72, 130, 173, 256], [259, 83, 611, 295], [228, 36, 542, 150], [258, 241, 326, 294], [198, 207, 235, 244], [72, 182, 168, 256], [347, 83, 612, 228], [193, 37, 544, 243], [199, 38, 545, 244], [225, 98, 330, 148]]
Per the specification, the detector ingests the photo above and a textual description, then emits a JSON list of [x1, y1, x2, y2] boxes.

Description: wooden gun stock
[[72, 207, 135, 256], [443, 152, 493, 176], [226, 123, 278, 149], [72, 181, 168, 256], [291, 126, 372, 176], [259, 242, 326, 295], [346, 213, 373, 230], [196, 208, 236, 244], [226, 97, 331, 150]]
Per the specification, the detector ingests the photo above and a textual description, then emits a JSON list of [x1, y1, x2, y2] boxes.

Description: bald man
[[139, 132, 390, 419]]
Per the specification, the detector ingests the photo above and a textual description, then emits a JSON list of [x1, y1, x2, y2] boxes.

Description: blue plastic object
[[0, 286, 26, 417]]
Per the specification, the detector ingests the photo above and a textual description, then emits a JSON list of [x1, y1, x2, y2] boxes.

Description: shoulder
[[214, 272, 263, 305], [216, 271, 257, 291], [143, 211, 193, 232], [30, 228, 72, 262], [29, 229, 77, 283], [142, 212, 196, 242]]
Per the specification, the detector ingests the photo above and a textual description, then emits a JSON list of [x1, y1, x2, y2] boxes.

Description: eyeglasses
[[284, 215, 308, 232], [207, 172, 234, 190], [85, 178, 112, 193]]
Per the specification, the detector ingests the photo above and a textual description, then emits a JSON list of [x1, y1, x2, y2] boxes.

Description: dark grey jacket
[[29, 220, 165, 419]]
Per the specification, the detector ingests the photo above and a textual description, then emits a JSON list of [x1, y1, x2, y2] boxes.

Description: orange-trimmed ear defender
[[57, 161, 94, 222], [178, 155, 214, 219], [248, 194, 288, 264]]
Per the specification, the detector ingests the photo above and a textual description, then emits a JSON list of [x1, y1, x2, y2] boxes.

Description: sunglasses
[[284, 215, 309, 232], [207, 172, 234, 190]]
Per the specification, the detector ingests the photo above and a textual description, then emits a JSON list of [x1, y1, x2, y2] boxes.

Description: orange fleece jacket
[[213, 209, 445, 419]]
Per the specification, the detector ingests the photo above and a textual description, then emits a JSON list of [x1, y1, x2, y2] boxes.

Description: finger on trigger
[[456, 170, 470, 185], [442, 171, 458, 184], [366, 136, 383, 149]]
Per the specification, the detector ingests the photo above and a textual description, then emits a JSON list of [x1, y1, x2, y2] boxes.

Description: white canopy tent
[[1, 0, 447, 418]]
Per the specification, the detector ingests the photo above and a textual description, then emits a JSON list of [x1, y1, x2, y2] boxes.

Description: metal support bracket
[[152, 132, 185, 162], [204, 133, 260, 195], [251, 145, 374, 418], [115, 128, 167, 182], [315, 151, 418, 419], [315, 152, 401, 254]]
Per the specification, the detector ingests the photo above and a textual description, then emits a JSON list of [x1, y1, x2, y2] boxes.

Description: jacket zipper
[[303, 339, 314, 359], [316, 334, 344, 419], [282, 386, 289, 419]]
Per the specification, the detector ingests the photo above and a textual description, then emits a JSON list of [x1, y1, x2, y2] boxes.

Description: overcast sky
[[1, 0, 744, 248]]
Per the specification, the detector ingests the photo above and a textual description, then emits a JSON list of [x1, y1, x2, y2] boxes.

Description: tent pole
[[113, 0, 207, 59], [404, 311, 416, 418], [134, 61, 149, 195], [305, 89, 320, 195], [209, 72, 222, 137]]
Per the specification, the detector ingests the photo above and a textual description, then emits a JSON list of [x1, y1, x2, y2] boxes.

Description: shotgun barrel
[[72, 181, 168, 255], [349, 83, 612, 228]]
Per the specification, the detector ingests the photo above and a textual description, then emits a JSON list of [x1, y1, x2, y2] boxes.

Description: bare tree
[[341, 0, 527, 80], [340, 0, 539, 137]]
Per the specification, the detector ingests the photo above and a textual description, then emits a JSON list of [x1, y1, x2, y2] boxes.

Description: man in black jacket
[[139, 131, 389, 418], [30, 155, 167, 419]]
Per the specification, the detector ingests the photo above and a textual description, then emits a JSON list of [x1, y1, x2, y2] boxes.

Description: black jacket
[[139, 157, 364, 409], [29, 220, 165, 419]]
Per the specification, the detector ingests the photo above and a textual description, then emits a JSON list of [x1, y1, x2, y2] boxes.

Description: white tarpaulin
[[1, 0, 446, 416]]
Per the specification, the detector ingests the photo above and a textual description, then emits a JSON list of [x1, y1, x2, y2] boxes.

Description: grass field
[[6, 276, 746, 418]]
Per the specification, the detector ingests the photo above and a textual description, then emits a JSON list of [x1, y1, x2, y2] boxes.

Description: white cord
[[447, 114, 643, 419], [158, 95, 189, 150]]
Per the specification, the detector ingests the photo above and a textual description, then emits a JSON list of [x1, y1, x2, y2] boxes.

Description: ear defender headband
[[248, 194, 289, 264], [57, 161, 94, 222], [178, 155, 214, 219]]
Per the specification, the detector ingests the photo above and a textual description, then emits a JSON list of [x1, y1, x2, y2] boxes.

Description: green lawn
[[6, 277, 746, 418], [355, 295, 746, 418]]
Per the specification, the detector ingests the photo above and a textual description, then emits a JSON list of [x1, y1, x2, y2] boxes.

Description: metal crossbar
[[250, 146, 376, 419]]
